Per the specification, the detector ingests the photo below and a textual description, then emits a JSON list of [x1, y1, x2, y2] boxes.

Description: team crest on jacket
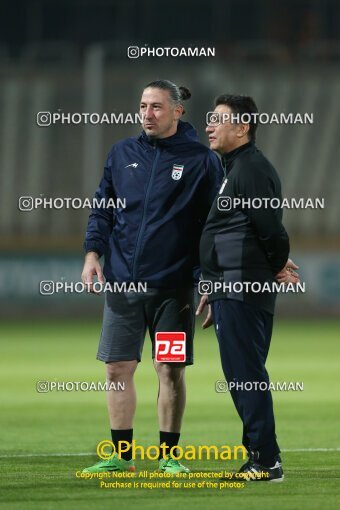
[[171, 164, 184, 180]]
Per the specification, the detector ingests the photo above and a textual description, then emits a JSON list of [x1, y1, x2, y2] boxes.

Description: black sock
[[111, 429, 133, 461], [159, 431, 180, 460]]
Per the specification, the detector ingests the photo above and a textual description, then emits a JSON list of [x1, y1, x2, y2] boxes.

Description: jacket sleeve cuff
[[83, 242, 104, 258]]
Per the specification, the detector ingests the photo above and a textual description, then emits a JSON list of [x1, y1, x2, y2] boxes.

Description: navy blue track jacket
[[84, 120, 223, 287]]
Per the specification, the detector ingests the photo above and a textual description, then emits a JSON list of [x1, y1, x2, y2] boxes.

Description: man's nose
[[144, 106, 154, 119]]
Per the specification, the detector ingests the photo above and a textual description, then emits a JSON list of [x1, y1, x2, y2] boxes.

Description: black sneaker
[[239, 459, 284, 482], [221, 452, 284, 483], [233, 450, 261, 475]]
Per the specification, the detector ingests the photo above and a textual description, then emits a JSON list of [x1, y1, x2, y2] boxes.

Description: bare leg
[[154, 361, 186, 432], [106, 360, 138, 429]]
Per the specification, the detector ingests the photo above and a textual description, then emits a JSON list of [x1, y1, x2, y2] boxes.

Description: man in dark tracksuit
[[81, 80, 223, 474], [198, 94, 299, 482]]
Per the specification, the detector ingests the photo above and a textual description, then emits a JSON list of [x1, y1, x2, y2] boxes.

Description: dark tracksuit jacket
[[84, 120, 223, 288], [200, 141, 290, 314]]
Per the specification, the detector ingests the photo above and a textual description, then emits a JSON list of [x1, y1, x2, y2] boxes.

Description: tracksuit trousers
[[211, 298, 280, 463]]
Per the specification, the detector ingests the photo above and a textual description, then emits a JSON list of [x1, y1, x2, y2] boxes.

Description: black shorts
[[97, 287, 195, 365]]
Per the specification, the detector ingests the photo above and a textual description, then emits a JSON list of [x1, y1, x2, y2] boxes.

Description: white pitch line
[[282, 448, 340, 452], [0, 448, 339, 458]]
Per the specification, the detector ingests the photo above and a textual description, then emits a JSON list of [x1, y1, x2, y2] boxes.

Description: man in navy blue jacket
[[81, 80, 223, 474]]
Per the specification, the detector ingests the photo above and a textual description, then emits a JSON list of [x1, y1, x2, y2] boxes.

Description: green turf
[[0, 319, 339, 509]]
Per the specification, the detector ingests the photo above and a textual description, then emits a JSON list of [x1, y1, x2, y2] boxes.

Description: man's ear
[[174, 105, 184, 121], [237, 123, 250, 139]]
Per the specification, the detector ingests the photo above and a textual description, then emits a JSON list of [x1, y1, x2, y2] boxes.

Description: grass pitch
[[1, 318, 339, 510]]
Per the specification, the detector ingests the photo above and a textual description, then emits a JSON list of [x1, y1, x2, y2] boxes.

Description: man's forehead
[[140, 88, 170, 103], [214, 104, 231, 114]]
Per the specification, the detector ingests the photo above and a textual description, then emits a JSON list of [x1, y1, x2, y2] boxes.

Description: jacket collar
[[140, 120, 199, 148], [221, 141, 254, 168]]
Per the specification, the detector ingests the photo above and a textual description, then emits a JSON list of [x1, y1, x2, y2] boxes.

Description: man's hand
[[81, 251, 104, 295], [276, 258, 300, 284], [195, 294, 213, 329]]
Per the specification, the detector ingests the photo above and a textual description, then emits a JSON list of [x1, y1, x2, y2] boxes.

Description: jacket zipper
[[131, 147, 161, 280]]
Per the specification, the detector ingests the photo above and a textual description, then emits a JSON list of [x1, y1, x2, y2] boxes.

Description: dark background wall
[[0, 0, 339, 317]]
